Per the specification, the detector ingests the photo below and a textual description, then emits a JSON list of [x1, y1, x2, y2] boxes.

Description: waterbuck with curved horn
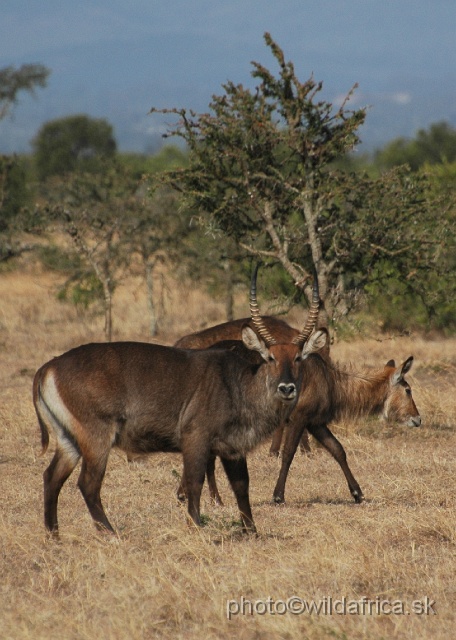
[[33, 266, 325, 536], [175, 277, 420, 506]]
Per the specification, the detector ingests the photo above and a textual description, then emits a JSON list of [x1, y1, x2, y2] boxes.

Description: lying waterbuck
[[175, 310, 420, 506], [33, 267, 325, 536]]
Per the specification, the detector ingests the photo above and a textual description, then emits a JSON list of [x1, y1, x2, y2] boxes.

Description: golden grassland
[[0, 266, 455, 640]]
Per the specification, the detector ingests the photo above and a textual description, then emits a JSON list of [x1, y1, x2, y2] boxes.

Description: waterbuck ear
[[241, 325, 270, 361], [301, 328, 328, 359], [392, 356, 414, 384]]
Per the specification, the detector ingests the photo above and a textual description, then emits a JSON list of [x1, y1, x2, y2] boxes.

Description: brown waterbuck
[[33, 266, 325, 536], [175, 310, 420, 506]]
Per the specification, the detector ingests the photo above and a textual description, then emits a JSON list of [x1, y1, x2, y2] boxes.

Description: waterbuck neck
[[334, 366, 392, 420]]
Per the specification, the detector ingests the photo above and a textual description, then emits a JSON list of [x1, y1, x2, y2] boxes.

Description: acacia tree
[[126, 184, 192, 335], [151, 33, 366, 319], [43, 165, 133, 341], [151, 33, 447, 325]]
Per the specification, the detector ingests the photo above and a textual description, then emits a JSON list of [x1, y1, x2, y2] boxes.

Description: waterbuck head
[[243, 264, 326, 404], [383, 357, 421, 427]]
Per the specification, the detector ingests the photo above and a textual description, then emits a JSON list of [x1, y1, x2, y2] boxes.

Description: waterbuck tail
[[33, 373, 50, 456]]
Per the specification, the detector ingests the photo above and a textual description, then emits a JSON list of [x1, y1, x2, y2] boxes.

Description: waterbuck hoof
[[273, 496, 285, 505], [242, 525, 258, 535], [352, 490, 364, 504], [269, 450, 280, 458], [45, 528, 61, 542]]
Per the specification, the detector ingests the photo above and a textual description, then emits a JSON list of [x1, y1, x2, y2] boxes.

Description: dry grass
[[1, 267, 455, 640]]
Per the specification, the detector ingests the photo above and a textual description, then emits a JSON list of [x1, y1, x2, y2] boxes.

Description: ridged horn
[[249, 264, 277, 346], [293, 266, 320, 347]]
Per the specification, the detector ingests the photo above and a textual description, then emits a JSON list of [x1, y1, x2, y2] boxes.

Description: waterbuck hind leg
[[308, 424, 363, 503], [298, 428, 312, 454], [176, 454, 224, 506], [77, 454, 116, 533], [272, 420, 307, 504], [44, 447, 81, 536], [220, 456, 256, 534], [182, 446, 210, 528], [206, 454, 224, 506], [269, 424, 285, 457]]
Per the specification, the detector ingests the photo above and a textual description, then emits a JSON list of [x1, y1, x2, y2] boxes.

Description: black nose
[[278, 383, 296, 400]]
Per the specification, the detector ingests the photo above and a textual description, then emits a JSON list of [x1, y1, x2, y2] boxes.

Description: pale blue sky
[[1, 1, 455, 153]]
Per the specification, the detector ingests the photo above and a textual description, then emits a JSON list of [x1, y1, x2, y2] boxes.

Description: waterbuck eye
[[405, 388, 412, 396], [268, 355, 275, 363], [294, 355, 302, 363]]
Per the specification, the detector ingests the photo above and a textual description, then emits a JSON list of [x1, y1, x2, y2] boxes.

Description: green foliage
[[0, 155, 32, 228], [37, 245, 104, 311], [33, 114, 117, 180], [39, 160, 139, 222], [366, 276, 456, 335], [57, 273, 104, 310], [374, 121, 456, 171], [37, 244, 82, 273], [424, 159, 456, 199], [128, 185, 190, 257], [0, 154, 36, 265], [118, 146, 188, 179]]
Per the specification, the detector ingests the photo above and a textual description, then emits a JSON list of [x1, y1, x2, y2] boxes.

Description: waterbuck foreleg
[[272, 419, 307, 504], [44, 447, 81, 536], [307, 423, 363, 503], [176, 474, 187, 502], [220, 456, 256, 534], [270, 424, 312, 458], [269, 424, 285, 457], [77, 452, 116, 533]]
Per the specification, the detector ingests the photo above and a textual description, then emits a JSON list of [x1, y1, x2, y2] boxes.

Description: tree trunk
[[146, 261, 159, 336], [102, 279, 112, 342]]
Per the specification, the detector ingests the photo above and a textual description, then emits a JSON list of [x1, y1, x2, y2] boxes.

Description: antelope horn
[[249, 264, 277, 346], [293, 266, 320, 347]]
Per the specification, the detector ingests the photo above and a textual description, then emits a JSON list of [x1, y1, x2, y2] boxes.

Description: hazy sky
[[1, 1, 455, 153]]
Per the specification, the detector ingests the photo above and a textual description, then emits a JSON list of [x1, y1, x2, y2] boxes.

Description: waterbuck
[[175, 314, 420, 506], [33, 267, 325, 536]]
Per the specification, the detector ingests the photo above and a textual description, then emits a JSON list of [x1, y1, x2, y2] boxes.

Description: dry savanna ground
[[0, 265, 455, 640]]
